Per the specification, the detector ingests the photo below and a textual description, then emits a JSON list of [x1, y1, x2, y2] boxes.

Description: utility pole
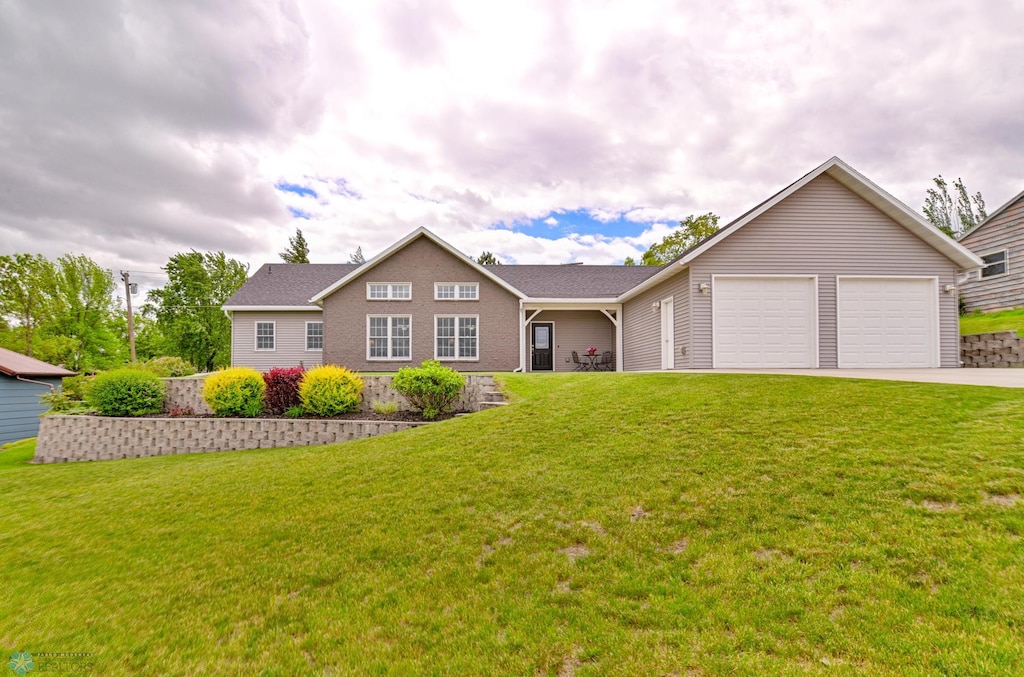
[[121, 270, 137, 363]]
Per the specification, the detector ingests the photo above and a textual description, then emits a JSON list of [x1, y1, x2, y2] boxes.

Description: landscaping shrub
[[85, 368, 166, 417], [202, 367, 266, 417], [141, 356, 196, 378], [299, 365, 364, 416], [391, 360, 466, 420], [371, 399, 399, 415], [61, 374, 92, 401], [263, 366, 305, 415]]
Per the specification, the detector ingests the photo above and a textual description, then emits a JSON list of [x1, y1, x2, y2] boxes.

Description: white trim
[[305, 320, 323, 352], [528, 320, 555, 372], [366, 282, 412, 300], [524, 297, 620, 305], [224, 305, 321, 312], [835, 276, 940, 368], [366, 314, 412, 361], [254, 320, 276, 352], [979, 249, 1009, 279], [660, 296, 675, 370], [434, 282, 479, 301], [433, 314, 480, 361], [310, 227, 526, 303], [711, 275, 819, 369]]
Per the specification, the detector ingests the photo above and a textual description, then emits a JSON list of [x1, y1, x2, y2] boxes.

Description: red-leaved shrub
[[263, 366, 305, 414]]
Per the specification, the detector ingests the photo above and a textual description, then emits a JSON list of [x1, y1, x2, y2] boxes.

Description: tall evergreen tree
[[280, 228, 310, 263], [477, 251, 502, 265], [349, 247, 366, 264]]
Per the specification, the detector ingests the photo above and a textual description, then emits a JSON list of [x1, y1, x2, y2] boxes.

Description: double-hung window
[[435, 283, 479, 300], [367, 283, 412, 300], [367, 315, 411, 360], [435, 315, 478, 360], [306, 321, 323, 351], [255, 321, 275, 351], [981, 250, 1008, 279]]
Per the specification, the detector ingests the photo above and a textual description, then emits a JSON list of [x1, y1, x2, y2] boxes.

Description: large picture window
[[306, 321, 323, 351], [367, 283, 412, 300], [981, 250, 1008, 279], [435, 315, 478, 360], [435, 283, 479, 300], [255, 321, 275, 351], [367, 315, 411, 360]]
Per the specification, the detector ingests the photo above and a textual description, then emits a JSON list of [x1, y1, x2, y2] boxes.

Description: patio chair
[[571, 351, 585, 371], [598, 350, 614, 371]]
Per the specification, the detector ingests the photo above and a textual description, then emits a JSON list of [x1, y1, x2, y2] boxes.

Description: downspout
[[16, 375, 56, 392]]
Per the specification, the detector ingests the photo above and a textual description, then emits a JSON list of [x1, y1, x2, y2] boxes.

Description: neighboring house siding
[[0, 376, 62, 445], [321, 236, 521, 371], [527, 311, 616, 372], [687, 175, 960, 368], [959, 194, 1024, 312], [622, 268, 691, 371], [231, 311, 324, 371]]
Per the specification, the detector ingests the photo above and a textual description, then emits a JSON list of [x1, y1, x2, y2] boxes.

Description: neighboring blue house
[[0, 347, 76, 446]]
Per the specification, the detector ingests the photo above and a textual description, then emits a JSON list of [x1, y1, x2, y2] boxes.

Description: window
[[435, 315, 478, 360], [367, 283, 411, 300], [255, 321, 275, 351], [981, 250, 1008, 278], [435, 283, 478, 300], [367, 315, 411, 360], [306, 321, 323, 351]]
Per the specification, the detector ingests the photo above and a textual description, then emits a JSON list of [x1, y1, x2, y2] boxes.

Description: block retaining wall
[[34, 415, 429, 464], [961, 331, 1024, 368], [163, 374, 498, 415]]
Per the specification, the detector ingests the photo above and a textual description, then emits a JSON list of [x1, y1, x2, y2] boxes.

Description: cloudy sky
[[1, 0, 1022, 294]]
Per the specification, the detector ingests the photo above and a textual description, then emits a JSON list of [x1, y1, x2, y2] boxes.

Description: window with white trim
[[435, 315, 478, 360], [367, 283, 411, 300], [368, 315, 411, 360], [435, 282, 478, 300], [306, 321, 323, 351], [981, 250, 1008, 278], [255, 321, 275, 351]]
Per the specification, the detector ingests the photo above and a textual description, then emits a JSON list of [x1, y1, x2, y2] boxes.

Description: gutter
[[16, 375, 57, 392]]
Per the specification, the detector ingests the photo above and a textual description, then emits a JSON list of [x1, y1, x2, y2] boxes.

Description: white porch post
[[518, 301, 526, 372], [598, 305, 624, 372]]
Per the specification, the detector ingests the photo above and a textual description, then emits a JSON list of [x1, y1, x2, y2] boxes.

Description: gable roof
[[224, 263, 359, 310], [489, 265, 662, 298], [0, 347, 76, 378], [619, 156, 985, 302], [309, 228, 526, 303], [960, 188, 1024, 242]]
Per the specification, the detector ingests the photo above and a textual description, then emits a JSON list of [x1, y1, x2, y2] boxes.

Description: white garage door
[[837, 277, 938, 368], [713, 276, 818, 368]]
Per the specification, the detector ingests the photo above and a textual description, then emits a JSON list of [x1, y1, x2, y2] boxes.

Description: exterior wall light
[[944, 284, 957, 294], [698, 283, 710, 294], [651, 300, 661, 312]]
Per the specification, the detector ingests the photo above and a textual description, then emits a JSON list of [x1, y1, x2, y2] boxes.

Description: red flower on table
[[588, 347, 596, 355]]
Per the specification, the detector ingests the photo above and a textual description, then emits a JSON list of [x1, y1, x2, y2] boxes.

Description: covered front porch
[[518, 301, 623, 372]]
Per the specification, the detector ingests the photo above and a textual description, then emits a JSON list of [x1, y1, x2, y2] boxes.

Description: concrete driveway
[[676, 368, 1024, 388]]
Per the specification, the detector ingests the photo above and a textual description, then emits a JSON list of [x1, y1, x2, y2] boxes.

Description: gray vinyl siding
[[687, 174, 961, 368], [959, 194, 1024, 312], [231, 311, 324, 371], [0, 375, 62, 445], [622, 268, 690, 371], [526, 311, 616, 372]]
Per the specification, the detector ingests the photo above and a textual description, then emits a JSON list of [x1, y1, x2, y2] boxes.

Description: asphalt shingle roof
[[224, 263, 359, 307], [0, 347, 77, 377], [488, 265, 664, 298]]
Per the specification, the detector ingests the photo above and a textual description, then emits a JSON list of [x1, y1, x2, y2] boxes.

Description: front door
[[531, 322, 553, 371]]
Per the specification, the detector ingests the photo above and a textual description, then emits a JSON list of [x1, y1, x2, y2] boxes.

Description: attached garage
[[837, 277, 939, 368], [712, 276, 818, 368]]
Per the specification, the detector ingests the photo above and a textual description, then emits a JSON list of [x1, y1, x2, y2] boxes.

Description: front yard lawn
[[961, 307, 1024, 336], [1, 374, 1023, 675]]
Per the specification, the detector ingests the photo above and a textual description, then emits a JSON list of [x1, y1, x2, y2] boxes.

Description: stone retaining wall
[[163, 374, 499, 414], [34, 415, 428, 464], [961, 331, 1024, 367]]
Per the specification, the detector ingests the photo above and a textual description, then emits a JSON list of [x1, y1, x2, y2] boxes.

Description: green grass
[[961, 307, 1024, 336], [0, 438, 36, 470], [2, 374, 1024, 675]]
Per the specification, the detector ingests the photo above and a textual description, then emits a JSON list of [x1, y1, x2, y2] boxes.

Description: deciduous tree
[[924, 175, 987, 237], [280, 228, 310, 263], [477, 251, 502, 265], [624, 213, 720, 266]]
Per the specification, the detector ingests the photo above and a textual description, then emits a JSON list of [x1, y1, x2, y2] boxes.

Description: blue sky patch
[[276, 182, 318, 199], [525, 208, 647, 240], [288, 206, 311, 219]]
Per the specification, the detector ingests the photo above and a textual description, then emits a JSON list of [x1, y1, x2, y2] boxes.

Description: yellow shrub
[[299, 365, 364, 416]]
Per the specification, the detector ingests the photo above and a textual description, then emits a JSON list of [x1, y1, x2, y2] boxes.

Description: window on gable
[[368, 315, 411, 360], [306, 322, 323, 351], [435, 283, 478, 300], [255, 322, 275, 351], [367, 283, 411, 300], [435, 315, 478, 360], [981, 250, 1008, 279]]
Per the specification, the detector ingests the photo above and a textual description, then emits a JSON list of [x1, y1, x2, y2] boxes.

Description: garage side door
[[713, 276, 818, 368], [837, 277, 938, 368]]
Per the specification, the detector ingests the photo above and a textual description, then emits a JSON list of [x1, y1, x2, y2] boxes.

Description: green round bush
[[141, 356, 196, 378], [202, 367, 267, 417], [86, 368, 166, 417], [391, 360, 466, 420], [299, 365, 364, 416]]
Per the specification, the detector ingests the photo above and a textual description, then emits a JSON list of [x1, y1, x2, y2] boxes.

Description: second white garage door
[[837, 277, 938, 368], [713, 276, 818, 368]]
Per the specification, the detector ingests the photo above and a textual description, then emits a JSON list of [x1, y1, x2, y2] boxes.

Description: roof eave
[[222, 305, 322, 312]]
